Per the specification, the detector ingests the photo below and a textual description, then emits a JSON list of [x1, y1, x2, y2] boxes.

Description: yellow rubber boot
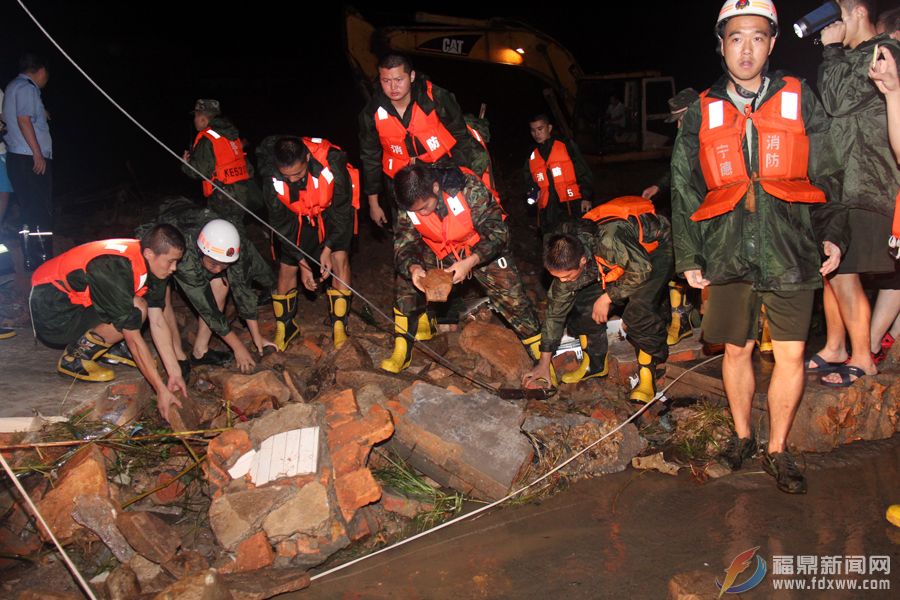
[[57, 331, 115, 382], [327, 288, 352, 349], [629, 350, 657, 403], [757, 307, 773, 354], [561, 335, 609, 384], [521, 333, 542, 360], [887, 504, 900, 528], [666, 281, 693, 346], [272, 290, 300, 351], [380, 308, 416, 373], [415, 312, 437, 341]]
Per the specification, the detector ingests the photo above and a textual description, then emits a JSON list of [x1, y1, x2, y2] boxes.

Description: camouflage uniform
[[182, 114, 262, 228], [394, 168, 539, 338], [540, 214, 674, 362], [138, 198, 274, 338]]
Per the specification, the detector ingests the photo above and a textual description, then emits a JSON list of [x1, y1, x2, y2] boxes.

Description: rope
[[309, 354, 723, 582], [14, 0, 497, 394], [0, 452, 99, 600]]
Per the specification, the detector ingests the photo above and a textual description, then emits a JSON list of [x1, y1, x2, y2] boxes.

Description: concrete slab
[[0, 330, 144, 418]]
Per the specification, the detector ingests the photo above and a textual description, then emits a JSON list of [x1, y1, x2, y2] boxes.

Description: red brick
[[381, 490, 434, 519], [321, 388, 359, 417], [551, 350, 581, 374], [333, 469, 382, 523], [223, 371, 290, 416], [151, 470, 188, 505], [330, 441, 370, 478], [590, 407, 618, 423], [326, 405, 394, 450], [230, 531, 274, 573], [35, 445, 108, 544], [276, 539, 298, 559]]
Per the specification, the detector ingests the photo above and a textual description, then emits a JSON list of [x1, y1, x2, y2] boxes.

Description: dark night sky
[[0, 1, 864, 201]]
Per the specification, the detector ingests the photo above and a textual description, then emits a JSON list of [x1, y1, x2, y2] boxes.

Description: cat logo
[[442, 38, 464, 55]]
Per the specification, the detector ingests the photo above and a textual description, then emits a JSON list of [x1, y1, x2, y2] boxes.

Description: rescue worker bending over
[[140, 199, 276, 376], [358, 54, 490, 227], [260, 136, 358, 350], [383, 163, 542, 373], [182, 99, 260, 227], [522, 197, 674, 401], [30, 226, 187, 420]]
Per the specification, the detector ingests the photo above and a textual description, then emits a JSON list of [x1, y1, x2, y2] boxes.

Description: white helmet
[[716, 0, 779, 37], [197, 219, 240, 263]]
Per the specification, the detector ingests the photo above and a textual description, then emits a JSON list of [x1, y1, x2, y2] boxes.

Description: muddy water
[[295, 436, 899, 599]]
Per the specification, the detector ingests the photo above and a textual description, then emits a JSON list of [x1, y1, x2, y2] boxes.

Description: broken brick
[[458, 321, 533, 384], [333, 468, 382, 523], [227, 531, 274, 573], [34, 445, 108, 544], [223, 371, 291, 416], [116, 510, 181, 564]]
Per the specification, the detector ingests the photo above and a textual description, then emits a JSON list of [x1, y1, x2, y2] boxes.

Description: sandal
[[806, 353, 843, 373], [820, 364, 866, 388]]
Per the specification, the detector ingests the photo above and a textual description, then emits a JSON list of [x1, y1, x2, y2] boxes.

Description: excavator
[[344, 7, 676, 163]]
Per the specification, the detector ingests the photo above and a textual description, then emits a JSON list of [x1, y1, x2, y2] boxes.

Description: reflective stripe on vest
[[32, 239, 148, 307], [271, 137, 361, 243], [694, 77, 825, 222], [407, 183, 481, 261], [528, 140, 582, 209], [193, 128, 250, 197], [374, 81, 457, 178], [583, 196, 660, 254]]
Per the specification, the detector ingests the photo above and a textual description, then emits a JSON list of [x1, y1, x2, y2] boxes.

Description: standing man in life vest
[[30, 225, 188, 421], [260, 136, 358, 350], [671, 0, 847, 494], [526, 114, 595, 232], [182, 99, 260, 228], [383, 163, 541, 373], [522, 197, 673, 400], [358, 54, 490, 228], [140, 198, 276, 376]]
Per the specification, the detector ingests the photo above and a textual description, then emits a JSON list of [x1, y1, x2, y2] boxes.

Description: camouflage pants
[[395, 252, 540, 339], [208, 180, 263, 232]]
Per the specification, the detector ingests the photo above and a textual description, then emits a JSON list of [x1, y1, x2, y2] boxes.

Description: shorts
[[275, 215, 351, 267], [0, 153, 13, 194], [862, 261, 900, 290], [30, 284, 102, 347], [837, 209, 896, 275], [702, 281, 814, 346]]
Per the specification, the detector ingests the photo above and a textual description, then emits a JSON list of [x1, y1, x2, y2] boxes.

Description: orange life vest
[[32, 239, 148, 307], [529, 140, 582, 209], [407, 168, 482, 261], [193, 128, 250, 197], [466, 124, 505, 218], [693, 77, 825, 222], [374, 81, 457, 178], [583, 196, 658, 287], [271, 137, 361, 243]]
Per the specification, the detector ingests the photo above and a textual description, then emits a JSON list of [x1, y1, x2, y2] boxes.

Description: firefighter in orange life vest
[[671, 0, 848, 494], [29, 226, 188, 421], [526, 113, 596, 232], [182, 99, 261, 227], [383, 163, 542, 373], [522, 197, 674, 400], [358, 54, 491, 228], [260, 136, 359, 350]]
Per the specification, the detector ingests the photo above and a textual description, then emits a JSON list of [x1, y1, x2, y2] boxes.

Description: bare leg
[[162, 286, 188, 361], [869, 289, 900, 353], [822, 273, 877, 384], [331, 251, 351, 291], [278, 264, 299, 295], [808, 277, 849, 367], [722, 340, 756, 439], [192, 277, 229, 359], [92, 296, 149, 345], [767, 340, 805, 453]]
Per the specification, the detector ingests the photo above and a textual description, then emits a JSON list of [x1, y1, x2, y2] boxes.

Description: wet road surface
[[293, 435, 899, 599]]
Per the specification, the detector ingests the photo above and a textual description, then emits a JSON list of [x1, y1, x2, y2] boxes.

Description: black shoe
[[761, 451, 807, 494], [190, 348, 233, 366], [718, 434, 757, 471], [178, 359, 192, 382], [99, 340, 136, 367]]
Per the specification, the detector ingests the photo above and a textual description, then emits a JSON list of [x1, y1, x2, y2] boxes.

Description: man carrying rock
[[382, 163, 541, 373], [141, 199, 276, 376], [671, 0, 847, 494], [30, 225, 187, 420], [522, 196, 673, 401], [259, 136, 358, 351], [182, 99, 260, 228]]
